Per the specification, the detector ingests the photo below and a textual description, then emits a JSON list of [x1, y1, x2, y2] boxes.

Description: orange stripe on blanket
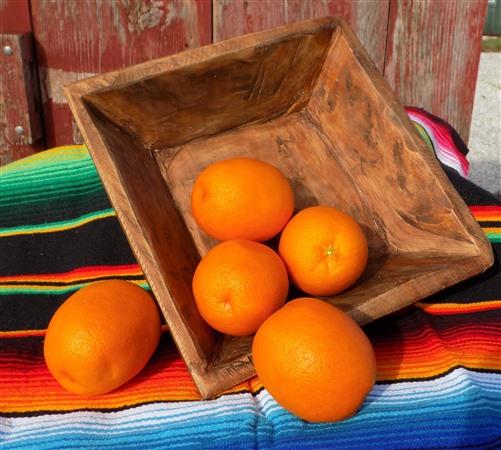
[[374, 324, 501, 380], [475, 215, 501, 222], [0, 264, 143, 283], [0, 329, 46, 338], [415, 300, 501, 315], [0, 348, 201, 413], [1, 322, 499, 413], [0, 346, 262, 413]]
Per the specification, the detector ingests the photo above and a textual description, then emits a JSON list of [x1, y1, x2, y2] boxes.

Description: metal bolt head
[[3, 45, 13, 56], [14, 125, 24, 135]]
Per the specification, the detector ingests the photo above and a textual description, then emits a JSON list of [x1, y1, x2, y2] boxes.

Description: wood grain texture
[[0, 33, 43, 165], [0, 0, 43, 164], [213, 0, 390, 71], [64, 17, 493, 399], [384, 0, 488, 142], [84, 27, 333, 149], [30, 0, 212, 147]]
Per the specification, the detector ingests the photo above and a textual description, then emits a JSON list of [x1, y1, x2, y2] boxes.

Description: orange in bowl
[[44, 280, 161, 396], [252, 297, 377, 422], [192, 239, 289, 336], [279, 205, 368, 296], [191, 157, 294, 242]]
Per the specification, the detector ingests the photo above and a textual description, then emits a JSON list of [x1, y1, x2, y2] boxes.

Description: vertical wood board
[[0, 34, 42, 144], [0, 0, 31, 33], [0, 0, 43, 164], [384, 0, 488, 142], [213, 0, 390, 71], [30, 0, 212, 147]]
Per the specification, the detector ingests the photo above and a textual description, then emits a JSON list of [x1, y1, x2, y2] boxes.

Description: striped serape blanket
[[0, 109, 500, 449]]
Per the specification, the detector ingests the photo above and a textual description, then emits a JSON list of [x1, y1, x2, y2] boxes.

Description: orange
[[44, 280, 161, 396], [252, 297, 377, 422], [192, 239, 289, 336], [278, 206, 368, 296], [191, 157, 294, 242]]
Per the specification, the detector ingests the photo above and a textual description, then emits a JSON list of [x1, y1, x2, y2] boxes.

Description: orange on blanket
[[44, 280, 161, 396], [252, 297, 377, 422]]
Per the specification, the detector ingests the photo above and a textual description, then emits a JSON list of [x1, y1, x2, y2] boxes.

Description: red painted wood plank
[[30, 0, 212, 147], [0, 0, 31, 33], [212, 0, 390, 71], [31, 0, 212, 73], [384, 0, 488, 143], [0, 0, 43, 164], [1, 34, 42, 144]]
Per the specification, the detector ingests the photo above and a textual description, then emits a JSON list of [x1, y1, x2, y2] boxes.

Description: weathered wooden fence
[[0, 0, 487, 165]]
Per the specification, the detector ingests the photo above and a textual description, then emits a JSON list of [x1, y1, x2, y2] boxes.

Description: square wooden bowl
[[65, 17, 493, 399]]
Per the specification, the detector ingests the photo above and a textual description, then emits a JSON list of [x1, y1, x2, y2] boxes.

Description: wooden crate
[[64, 17, 493, 399]]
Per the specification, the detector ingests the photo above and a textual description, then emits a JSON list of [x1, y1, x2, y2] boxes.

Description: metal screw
[[3, 45, 13, 56], [14, 126, 24, 135]]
